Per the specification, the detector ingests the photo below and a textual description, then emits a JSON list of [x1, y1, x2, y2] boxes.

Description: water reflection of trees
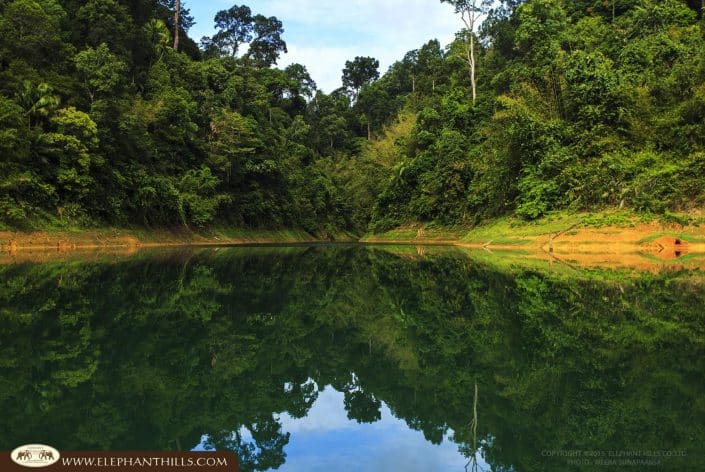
[[0, 247, 703, 471]]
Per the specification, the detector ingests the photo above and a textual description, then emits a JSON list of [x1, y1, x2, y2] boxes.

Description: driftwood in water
[[547, 221, 582, 252]]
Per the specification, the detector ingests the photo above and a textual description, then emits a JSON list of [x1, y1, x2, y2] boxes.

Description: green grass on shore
[[1, 210, 358, 244], [6, 209, 705, 247], [1, 225, 358, 247], [638, 232, 705, 244], [365, 209, 705, 245]]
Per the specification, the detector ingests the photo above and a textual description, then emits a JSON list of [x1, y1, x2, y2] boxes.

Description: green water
[[0, 246, 703, 471]]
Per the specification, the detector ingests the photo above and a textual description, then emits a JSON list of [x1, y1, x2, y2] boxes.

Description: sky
[[193, 385, 493, 471], [187, 0, 460, 93]]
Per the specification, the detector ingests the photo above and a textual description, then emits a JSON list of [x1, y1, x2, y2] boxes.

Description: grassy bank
[[362, 210, 705, 272], [4, 211, 705, 273], [0, 226, 358, 252], [363, 210, 705, 248], [4, 209, 705, 253]]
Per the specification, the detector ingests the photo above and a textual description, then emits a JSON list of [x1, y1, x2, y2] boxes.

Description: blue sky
[[186, 1, 460, 92], [193, 385, 492, 471]]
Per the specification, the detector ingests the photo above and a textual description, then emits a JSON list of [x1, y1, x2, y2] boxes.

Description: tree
[[39, 107, 102, 207], [441, 0, 492, 104], [401, 49, 420, 93], [207, 109, 260, 183], [208, 5, 254, 57], [285, 64, 317, 99], [342, 56, 380, 101], [247, 15, 287, 66], [75, 0, 133, 55], [0, 0, 66, 68], [417, 40, 445, 93], [0, 96, 34, 223], [320, 114, 348, 150], [344, 389, 382, 424], [202, 5, 286, 65], [177, 167, 230, 227], [74, 44, 127, 106], [173, 0, 181, 50], [15, 81, 60, 129], [356, 84, 392, 140], [0, 96, 27, 155], [156, 0, 195, 52], [143, 19, 171, 61]]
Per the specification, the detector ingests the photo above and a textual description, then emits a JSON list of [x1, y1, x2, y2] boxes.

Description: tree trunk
[[470, 33, 476, 105], [460, 3, 478, 106], [173, 0, 181, 51]]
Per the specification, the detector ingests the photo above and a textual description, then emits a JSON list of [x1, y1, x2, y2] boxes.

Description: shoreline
[[3, 219, 705, 253], [361, 213, 705, 272], [0, 227, 359, 252], [3, 213, 705, 271], [362, 211, 705, 251]]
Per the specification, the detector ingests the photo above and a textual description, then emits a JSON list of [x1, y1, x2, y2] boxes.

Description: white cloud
[[279, 45, 357, 94], [260, 0, 458, 35], [268, 0, 459, 91], [276, 386, 474, 471], [279, 387, 354, 433], [194, 385, 492, 471], [191, 0, 460, 92]]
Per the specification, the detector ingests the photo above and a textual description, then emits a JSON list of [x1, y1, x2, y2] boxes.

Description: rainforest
[[1, 246, 703, 470], [2, 0, 705, 236], [3, 2, 705, 471]]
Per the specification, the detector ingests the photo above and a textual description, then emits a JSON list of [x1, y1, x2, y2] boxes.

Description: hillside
[[1, 0, 704, 236]]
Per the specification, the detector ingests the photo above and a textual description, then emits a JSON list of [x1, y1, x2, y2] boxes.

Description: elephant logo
[[10, 445, 60, 468]]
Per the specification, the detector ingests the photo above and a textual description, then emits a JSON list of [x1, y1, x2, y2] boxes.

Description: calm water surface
[[1, 246, 704, 471]]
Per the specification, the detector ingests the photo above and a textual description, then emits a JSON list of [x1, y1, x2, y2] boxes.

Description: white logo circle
[[10, 445, 61, 468]]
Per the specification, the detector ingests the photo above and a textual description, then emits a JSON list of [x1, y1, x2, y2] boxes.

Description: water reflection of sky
[[194, 385, 491, 471]]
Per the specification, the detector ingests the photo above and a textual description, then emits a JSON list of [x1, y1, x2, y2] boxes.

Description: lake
[[1, 245, 703, 471]]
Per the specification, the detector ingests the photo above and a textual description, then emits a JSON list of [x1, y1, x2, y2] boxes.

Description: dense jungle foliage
[[0, 247, 703, 471], [1, 0, 705, 233]]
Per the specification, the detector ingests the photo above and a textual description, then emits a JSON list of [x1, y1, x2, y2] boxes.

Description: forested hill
[[1, 0, 705, 235]]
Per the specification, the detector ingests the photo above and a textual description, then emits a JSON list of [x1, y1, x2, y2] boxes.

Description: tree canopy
[[1, 0, 705, 233]]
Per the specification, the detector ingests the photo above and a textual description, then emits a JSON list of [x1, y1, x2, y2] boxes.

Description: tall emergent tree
[[441, 0, 491, 104], [173, 0, 181, 50], [206, 5, 254, 57], [248, 14, 287, 66], [342, 56, 380, 101], [201, 5, 286, 65]]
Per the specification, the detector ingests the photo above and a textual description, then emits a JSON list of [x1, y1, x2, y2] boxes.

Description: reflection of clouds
[[193, 385, 493, 471], [280, 387, 354, 434], [278, 386, 478, 472]]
